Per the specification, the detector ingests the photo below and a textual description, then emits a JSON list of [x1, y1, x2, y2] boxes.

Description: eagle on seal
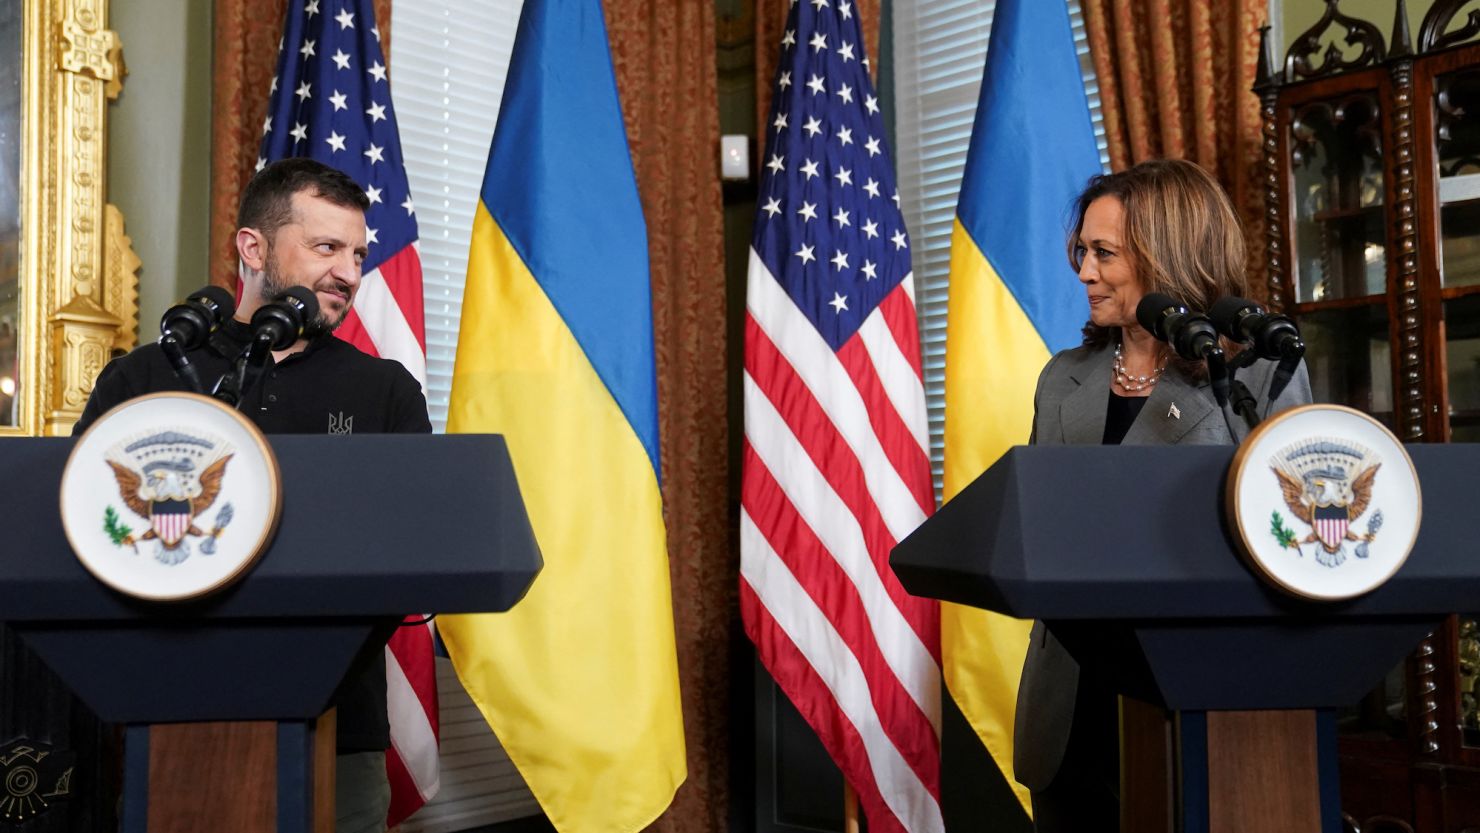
[[108, 455, 233, 550], [1273, 461, 1379, 555]]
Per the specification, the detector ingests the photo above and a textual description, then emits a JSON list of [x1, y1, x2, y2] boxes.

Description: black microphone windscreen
[[1208, 295, 1261, 341], [187, 285, 237, 319], [249, 286, 323, 350], [162, 285, 237, 349], [190, 287, 236, 313], [280, 286, 320, 323], [1135, 293, 1183, 340]]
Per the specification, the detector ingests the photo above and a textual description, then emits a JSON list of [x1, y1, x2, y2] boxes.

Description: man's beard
[[257, 257, 348, 337]]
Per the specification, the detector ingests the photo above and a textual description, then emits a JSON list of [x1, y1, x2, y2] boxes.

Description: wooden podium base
[[1122, 701, 1338, 833], [122, 711, 336, 833], [1204, 710, 1323, 832]]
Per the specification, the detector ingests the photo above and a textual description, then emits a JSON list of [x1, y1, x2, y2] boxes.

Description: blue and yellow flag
[[438, 0, 686, 829], [941, 0, 1102, 813]]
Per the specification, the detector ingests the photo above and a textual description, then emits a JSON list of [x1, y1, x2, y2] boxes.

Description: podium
[[891, 445, 1469, 833], [0, 434, 541, 833]]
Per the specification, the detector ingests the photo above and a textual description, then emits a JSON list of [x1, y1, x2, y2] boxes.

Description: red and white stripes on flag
[[255, 0, 438, 822], [385, 616, 440, 825], [332, 244, 428, 388], [743, 0, 940, 828], [742, 254, 943, 832]]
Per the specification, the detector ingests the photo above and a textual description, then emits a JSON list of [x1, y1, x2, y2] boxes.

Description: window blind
[[890, 0, 1109, 496], [391, 0, 523, 433]]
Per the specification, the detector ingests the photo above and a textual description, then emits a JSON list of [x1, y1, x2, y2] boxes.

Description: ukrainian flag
[[438, 0, 686, 829], [941, 0, 1102, 813]]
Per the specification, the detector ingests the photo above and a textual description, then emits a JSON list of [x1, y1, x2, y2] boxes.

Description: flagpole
[[843, 782, 860, 833]]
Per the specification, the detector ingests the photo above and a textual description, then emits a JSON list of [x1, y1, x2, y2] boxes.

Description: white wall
[[106, 0, 214, 339]]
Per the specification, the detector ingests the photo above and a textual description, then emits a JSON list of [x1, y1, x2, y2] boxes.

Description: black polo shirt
[[75, 318, 432, 751]]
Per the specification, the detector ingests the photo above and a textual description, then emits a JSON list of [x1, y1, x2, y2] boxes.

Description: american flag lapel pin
[[1168, 403, 1181, 419]]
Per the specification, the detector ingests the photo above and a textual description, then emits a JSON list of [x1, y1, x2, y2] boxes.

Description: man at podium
[[73, 158, 430, 833], [1014, 159, 1313, 831]]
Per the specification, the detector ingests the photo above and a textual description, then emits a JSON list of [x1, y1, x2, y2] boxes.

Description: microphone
[[249, 286, 320, 351], [1136, 293, 1228, 407], [1208, 295, 1305, 402], [1135, 293, 1222, 361], [160, 285, 235, 349], [211, 288, 321, 407], [158, 286, 236, 394], [1209, 296, 1303, 361]]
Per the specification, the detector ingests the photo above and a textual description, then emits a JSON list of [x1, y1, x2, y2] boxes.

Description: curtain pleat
[[1083, 0, 1268, 296], [606, 1, 731, 828]]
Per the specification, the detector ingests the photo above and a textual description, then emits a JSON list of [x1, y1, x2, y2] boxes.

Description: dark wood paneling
[[1339, 754, 1415, 823], [1120, 698, 1173, 833]]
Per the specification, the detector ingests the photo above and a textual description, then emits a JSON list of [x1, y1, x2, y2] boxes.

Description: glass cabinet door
[[1445, 295, 1480, 441], [1435, 69, 1480, 447], [1436, 69, 1480, 290], [1299, 305, 1394, 427], [1286, 91, 1394, 429], [1436, 67, 1480, 758], [1460, 618, 1480, 747], [1290, 93, 1387, 303]]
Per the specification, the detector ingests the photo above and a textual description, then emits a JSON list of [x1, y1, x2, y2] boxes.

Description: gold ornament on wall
[[3, 0, 137, 438]]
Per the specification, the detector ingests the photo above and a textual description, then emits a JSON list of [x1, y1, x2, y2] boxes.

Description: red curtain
[[1082, 0, 1269, 292]]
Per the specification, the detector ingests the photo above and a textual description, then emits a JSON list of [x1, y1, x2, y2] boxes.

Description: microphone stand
[[240, 332, 275, 399], [210, 333, 274, 409], [1228, 350, 1262, 425], [1268, 339, 1307, 404], [159, 333, 205, 394], [209, 347, 247, 408], [1205, 347, 1230, 409], [1219, 349, 1263, 441]]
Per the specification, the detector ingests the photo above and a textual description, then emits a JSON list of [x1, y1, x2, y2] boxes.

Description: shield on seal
[[151, 499, 192, 547], [1313, 504, 1349, 551]]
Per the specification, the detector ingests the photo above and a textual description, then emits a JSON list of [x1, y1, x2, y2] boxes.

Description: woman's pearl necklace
[[1113, 344, 1166, 393]]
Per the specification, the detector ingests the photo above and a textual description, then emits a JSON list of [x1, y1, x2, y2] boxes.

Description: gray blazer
[[1012, 343, 1313, 792]]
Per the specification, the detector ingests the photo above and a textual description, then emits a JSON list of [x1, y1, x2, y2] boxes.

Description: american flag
[[741, 0, 942, 830], [258, 0, 440, 825]]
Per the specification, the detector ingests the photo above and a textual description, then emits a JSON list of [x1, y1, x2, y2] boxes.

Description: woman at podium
[[1013, 159, 1312, 831]]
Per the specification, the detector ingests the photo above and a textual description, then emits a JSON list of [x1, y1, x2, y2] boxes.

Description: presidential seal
[[1269, 438, 1382, 568], [103, 428, 235, 565], [61, 392, 281, 601], [1226, 404, 1420, 601]]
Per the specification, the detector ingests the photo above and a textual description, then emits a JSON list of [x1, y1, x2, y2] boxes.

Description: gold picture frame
[[4, 0, 138, 438]]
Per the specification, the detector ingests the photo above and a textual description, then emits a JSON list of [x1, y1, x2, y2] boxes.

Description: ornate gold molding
[[59, 13, 122, 98], [7, 0, 135, 438], [103, 202, 139, 351]]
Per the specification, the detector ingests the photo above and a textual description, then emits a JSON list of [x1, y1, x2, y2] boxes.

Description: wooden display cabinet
[[1260, 1, 1480, 829]]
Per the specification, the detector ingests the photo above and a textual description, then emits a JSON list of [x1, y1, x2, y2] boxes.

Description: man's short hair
[[236, 158, 370, 242]]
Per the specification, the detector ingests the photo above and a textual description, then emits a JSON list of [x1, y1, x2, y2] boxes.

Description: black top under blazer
[[1011, 341, 1314, 793]]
